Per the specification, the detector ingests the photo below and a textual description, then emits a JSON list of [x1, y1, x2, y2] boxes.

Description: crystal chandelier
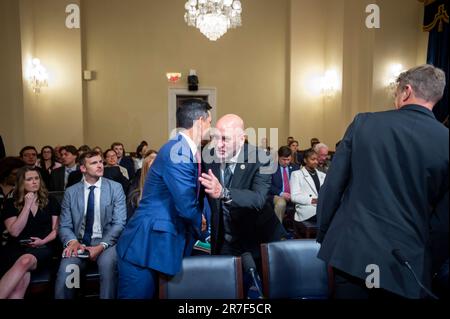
[[184, 0, 242, 41]]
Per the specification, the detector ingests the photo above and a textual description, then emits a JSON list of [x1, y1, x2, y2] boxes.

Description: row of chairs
[[27, 239, 328, 299], [160, 239, 330, 299]]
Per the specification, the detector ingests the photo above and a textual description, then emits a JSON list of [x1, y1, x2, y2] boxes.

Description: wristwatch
[[220, 187, 232, 203], [100, 242, 109, 250]]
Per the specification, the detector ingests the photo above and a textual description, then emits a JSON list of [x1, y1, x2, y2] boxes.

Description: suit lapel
[[76, 182, 85, 236], [230, 144, 247, 188], [302, 168, 319, 196], [100, 179, 108, 227]]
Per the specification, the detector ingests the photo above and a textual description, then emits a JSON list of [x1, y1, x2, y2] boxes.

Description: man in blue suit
[[317, 65, 448, 298], [268, 146, 299, 222], [117, 99, 212, 299]]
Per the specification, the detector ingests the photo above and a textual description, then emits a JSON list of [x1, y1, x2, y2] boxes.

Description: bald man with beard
[[199, 114, 286, 264]]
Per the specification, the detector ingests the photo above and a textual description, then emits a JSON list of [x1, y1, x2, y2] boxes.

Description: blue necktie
[[82, 185, 95, 246]]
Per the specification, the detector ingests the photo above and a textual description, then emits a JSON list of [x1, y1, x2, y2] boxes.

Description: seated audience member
[[0, 167, 60, 299], [111, 142, 135, 180], [92, 146, 103, 155], [77, 145, 91, 159], [49, 145, 78, 191], [19, 146, 39, 168], [53, 145, 62, 164], [104, 149, 129, 180], [54, 151, 126, 299], [67, 166, 130, 195], [290, 149, 326, 223], [36, 145, 61, 175], [314, 143, 331, 173], [288, 140, 303, 166], [0, 157, 26, 237], [133, 142, 148, 171], [268, 146, 299, 222], [286, 136, 294, 146], [310, 137, 320, 148], [0, 158, 25, 208], [19, 146, 50, 187], [259, 137, 271, 154], [127, 149, 157, 220]]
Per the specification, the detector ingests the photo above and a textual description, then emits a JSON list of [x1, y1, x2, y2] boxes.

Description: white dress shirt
[[179, 131, 199, 158]]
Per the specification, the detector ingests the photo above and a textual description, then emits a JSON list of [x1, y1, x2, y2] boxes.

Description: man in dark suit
[[111, 142, 135, 180], [269, 146, 299, 222], [117, 99, 212, 299], [19, 145, 50, 188], [49, 145, 78, 191], [200, 114, 286, 262], [316, 64, 448, 299]]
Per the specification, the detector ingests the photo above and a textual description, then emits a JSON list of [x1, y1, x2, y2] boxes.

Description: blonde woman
[[127, 150, 158, 220], [0, 167, 60, 299]]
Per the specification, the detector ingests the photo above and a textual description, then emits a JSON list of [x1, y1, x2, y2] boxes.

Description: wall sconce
[[26, 58, 48, 93], [320, 70, 339, 98], [386, 63, 404, 90], [166, 72, 182, 83]]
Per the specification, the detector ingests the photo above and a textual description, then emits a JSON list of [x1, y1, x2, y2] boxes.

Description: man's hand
[[281, 192, 291, 201], [85, 245, 104, 261], [199, 169, 223, 199], [63, 240, 83, 258]]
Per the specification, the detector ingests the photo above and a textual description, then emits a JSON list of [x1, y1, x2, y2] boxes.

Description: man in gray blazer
[[55, 150, 126, 299]]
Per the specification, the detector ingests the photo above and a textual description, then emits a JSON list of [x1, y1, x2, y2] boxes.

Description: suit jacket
[[268, 163, 300, 201], [204, 144, 286, 259], [316, 104, 449, 298], [49, 166, 74, 191], [58, 177, 127, 247], [117, 134, 203, 276], [290, 167, 326, 221], [118, 156, 135, 180]]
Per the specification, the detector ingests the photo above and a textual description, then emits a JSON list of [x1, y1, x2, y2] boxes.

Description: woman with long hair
[[133, 142, 148, 171], [0, 167, 60, 299], [37, 145, 61, 174], [127, 149, 158, 220]]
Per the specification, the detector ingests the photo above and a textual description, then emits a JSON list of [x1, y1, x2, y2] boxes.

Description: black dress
[[0, 196, 60, 276]]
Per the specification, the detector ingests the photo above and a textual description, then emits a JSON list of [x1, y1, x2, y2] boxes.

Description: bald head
[[216, 114, 244, 132], [213, 114, 246, 161]]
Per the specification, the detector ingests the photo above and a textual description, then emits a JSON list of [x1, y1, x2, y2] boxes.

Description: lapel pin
[[240, 164, 245, 170]]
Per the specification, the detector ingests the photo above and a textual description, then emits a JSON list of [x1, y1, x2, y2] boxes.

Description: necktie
[[221, 163, 233, 243], [195, 151, 201, 199], [282, 167, 290, 194], [82, 185, 95, 246], [223, 163, 233, 188]]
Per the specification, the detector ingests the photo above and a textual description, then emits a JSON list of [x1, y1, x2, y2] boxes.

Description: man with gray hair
[[313, 143, 330, 173], [317, 64, 448, 298]]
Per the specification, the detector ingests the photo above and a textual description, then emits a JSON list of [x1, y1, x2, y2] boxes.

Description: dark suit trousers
[[333, 268, 403, 299]]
